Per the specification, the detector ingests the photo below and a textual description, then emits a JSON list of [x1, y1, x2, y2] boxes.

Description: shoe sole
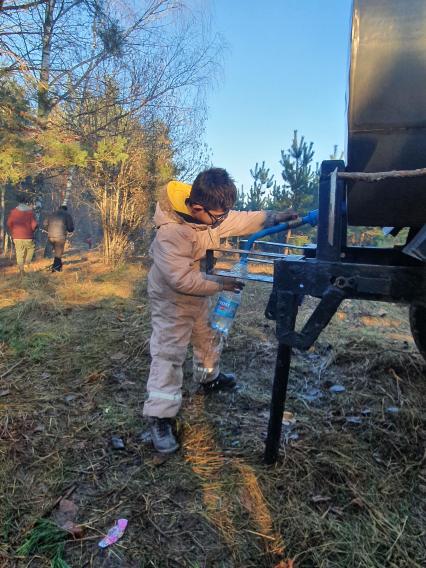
[[202, 383, 237, 393], [153, 444, 179, 454]]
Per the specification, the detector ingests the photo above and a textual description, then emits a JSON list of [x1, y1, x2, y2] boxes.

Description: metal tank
[[347, 0, 426, 227]]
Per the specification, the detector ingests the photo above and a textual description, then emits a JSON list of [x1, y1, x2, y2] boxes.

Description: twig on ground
[[42, 484, 77, 518], [0, 359, 24, 379]]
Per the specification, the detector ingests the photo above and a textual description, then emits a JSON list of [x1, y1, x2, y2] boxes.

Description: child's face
[[187, 202, 229, 227]]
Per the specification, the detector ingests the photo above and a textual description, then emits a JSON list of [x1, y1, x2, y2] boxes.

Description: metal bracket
[[276, 286, 347, 350]]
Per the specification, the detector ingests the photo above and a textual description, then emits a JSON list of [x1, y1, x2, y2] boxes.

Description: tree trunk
[[4, 233, 12, 257], [283, 229, 292, 255], [0, 185, 5, 254], [38, 0, 56, 119], [63, 166, 75, 206]]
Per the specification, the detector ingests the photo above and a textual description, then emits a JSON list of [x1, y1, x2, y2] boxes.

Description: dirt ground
[[0, 250, 425, 567]]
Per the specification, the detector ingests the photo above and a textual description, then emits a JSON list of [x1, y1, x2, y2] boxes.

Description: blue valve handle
[[241, 209, 319, 261]]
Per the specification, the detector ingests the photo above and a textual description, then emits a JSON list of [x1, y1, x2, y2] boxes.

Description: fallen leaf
[[288, 432, 299, 441], [373, 452, 387, 465], [85, 371, 106, 383], [329, 384, 346, 394], [299, 388, 322, 402], [59, 499, 78, 516], [311, 495, 331, 503], [350, 497, 364, 508], [345, 416, 363, 424], [152, 453, 171, 466], [274, 560, 295, 568], [282, 411, 296, 426], [52, 498, 79, 534], [0, 389, 10, 397], [111, 436, 125, 450], [110, 352, 126, 361], [64, 394, 77, 404], [62, 521, 84, 538]]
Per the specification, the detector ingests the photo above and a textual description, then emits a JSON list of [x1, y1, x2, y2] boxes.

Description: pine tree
[[234, 185, 246, 211], [0, 80, 38, 252], [0, 80, 37, 184], [265, 180, 291, 210], [279, 130, 318, 211], [246, 161, 274, 210], [330, 145, 344, 160]]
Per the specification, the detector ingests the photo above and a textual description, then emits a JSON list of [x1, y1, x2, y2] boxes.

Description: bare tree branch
[[0, 0, 47, 12]]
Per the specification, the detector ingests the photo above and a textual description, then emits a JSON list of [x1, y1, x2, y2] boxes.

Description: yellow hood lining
[[166, 180, 191, 215]]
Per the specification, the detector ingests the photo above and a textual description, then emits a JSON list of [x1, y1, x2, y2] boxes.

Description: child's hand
[[274, 209, 298, 223], [222, 278, 245, 292]]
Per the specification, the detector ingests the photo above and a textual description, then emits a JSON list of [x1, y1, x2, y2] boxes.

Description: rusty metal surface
[[347, 0, 426, 227]]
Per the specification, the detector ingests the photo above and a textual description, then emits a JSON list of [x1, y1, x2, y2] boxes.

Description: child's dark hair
[[190, 168, 237, 210]]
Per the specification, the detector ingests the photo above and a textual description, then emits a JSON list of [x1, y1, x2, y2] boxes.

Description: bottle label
[[213, 297, 239, 319]]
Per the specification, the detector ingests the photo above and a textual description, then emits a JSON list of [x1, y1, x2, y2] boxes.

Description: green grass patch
[[92, 263, 129, 283], [16, 519, 70, 567]]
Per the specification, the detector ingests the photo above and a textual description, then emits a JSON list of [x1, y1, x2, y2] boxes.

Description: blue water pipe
[[240, 209, 319, 263]]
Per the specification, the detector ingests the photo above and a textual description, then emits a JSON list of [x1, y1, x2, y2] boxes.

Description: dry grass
[[0, 250, 425, 567]]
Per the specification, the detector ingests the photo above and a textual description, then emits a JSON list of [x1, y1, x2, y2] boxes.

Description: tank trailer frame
[[206, 159, 426, 464]]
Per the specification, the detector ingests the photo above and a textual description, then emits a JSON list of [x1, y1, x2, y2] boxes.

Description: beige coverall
[[143, 190, 273, 418]]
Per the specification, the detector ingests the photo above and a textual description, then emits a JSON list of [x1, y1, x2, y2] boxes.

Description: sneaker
[[147, 417, 179, 454], [202, 372, 236, 393]]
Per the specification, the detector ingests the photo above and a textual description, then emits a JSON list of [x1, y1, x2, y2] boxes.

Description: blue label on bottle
[[213, 297, 239, 319]]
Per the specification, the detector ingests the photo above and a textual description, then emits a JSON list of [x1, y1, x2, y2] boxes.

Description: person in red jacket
[[6, 194, 38, 274]]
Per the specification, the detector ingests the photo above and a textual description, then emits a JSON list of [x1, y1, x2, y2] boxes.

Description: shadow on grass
[[0, 256, 425, 567]]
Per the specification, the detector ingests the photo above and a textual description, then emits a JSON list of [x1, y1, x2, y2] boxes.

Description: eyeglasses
[[188, 200, 229, 226]]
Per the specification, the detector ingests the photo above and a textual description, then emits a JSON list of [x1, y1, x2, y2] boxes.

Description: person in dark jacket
[[44, 205, 74, 272], [6, 194, 38, 275]]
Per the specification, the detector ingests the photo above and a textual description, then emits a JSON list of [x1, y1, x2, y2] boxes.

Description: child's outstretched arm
[[219, 209, 298, 238]]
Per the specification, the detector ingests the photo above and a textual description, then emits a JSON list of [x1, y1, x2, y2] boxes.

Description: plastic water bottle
[[210, 261, 247, 336], [193, 333, 224, 382]]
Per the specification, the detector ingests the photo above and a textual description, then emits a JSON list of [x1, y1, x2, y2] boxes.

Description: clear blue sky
[[205, 0, 352, 192]]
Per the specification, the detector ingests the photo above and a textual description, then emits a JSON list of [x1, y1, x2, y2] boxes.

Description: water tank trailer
[[206, 0, 426, 464]]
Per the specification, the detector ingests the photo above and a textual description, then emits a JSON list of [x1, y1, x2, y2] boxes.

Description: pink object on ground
[[98, 519, 128, 548]]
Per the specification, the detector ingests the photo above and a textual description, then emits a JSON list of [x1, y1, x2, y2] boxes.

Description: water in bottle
[[210, 260, 247, 336], [193, 333, 224, 382]]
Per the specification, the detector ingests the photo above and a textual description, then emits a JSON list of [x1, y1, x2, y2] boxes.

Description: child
[[144, 168, 297, 453]]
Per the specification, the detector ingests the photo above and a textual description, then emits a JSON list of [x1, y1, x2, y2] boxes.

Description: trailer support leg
[[264, 342, 293, 464], [264, 296, 299, 464]]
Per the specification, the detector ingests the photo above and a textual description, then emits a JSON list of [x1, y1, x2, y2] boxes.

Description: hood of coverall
[[153, 181, 211, 231]]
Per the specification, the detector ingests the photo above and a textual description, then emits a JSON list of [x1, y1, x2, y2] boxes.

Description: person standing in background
[[6, 194, 38, 276], [44, 205, 74, 272]]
